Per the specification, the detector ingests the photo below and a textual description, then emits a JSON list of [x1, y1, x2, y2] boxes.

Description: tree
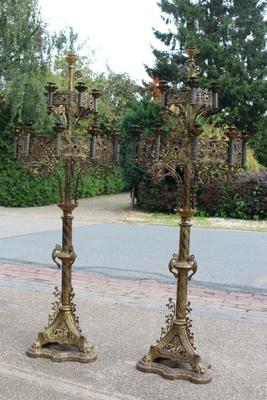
[[0, 1, 136, 206], [0, 0, 51, 150], [150, 0, 267, 163], [93, 70, 139, 132], [120, 95, 164, 191], [0, 2, 81, 145]]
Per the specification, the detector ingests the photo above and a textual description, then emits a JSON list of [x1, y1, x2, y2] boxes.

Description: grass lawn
[[124, 209, 267, 232]]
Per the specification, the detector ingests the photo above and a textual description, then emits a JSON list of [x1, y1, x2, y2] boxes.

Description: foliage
[[246, 148, 265, 173], [0, 1, 135, 207], [0, 0, 52, 131], [78, 167, 126, 198], [94, 70, 138, 128], [0, 159, 126, 207], [0, 1, 62, 207], [49, 58, 139, 133], [0, 158, 58, 207], [133, 119, 266, 218], [197, 172, 267, 219], [250, 116, 267, 165], [137, 177, 177, 212], [150, 0, 267, 163], [136, 171, 267, 219], [121, 95, 163, 134], [120, 95, 164, 187]]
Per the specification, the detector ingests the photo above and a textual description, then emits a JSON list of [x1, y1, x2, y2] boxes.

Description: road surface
[[0, 221, 266, 291]]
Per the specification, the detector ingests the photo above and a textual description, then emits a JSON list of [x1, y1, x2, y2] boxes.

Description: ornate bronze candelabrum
[[14, 52, 120, 362], [131, 48, 248, 383]]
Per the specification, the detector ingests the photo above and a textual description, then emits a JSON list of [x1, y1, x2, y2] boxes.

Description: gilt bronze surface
[[15, 52, 119, 362], [132, 48, 246, 383]]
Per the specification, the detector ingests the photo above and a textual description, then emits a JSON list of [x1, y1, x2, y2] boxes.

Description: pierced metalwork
[[186, 302, 195, 349], [47, 286, 61, 327], [134, 48, 248, 383], [157, 298, 176, 342], [14, 52, 119, 363]]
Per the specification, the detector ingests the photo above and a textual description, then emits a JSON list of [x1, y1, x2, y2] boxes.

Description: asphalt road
[[0, 222, 266, 291]]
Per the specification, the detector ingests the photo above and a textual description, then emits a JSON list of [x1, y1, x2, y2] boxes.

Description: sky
[[38, 0, 167, 83]]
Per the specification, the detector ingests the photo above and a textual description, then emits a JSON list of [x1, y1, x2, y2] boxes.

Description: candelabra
[[14, 52, 120, 362], [131, 48, 248, 383]]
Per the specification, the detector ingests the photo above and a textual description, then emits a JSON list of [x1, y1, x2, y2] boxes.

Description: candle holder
[[131, 48, 247, 383], [14, 52, 119, 363]]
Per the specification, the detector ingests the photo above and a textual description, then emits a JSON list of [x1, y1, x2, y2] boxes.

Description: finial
[[66, 51, 78, 66], [185, 48, 201, 80], [186, 47, 199, 59]]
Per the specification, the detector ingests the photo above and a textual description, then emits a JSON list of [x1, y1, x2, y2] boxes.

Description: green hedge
[[197, 172, 267, 219], [137, 178, 177, 212], [136, 172, 267, 220], [0, 158, 126, 207], [78, 167, 126, 198], [0, 158, 58, 206]]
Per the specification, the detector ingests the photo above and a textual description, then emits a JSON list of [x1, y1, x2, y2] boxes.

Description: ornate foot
[[136, 298, 211, 384], [26, 287, 97, 363], [190, 354, 207, 374], [76, 336, 94, 354]]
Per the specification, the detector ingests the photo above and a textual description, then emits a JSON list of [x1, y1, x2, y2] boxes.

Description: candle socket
[[91, 89, 101, 113]]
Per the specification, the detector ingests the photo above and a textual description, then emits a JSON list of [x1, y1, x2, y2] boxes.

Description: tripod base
[[26, 302, 97, 363], [26, 342, 96, 363], [136, 312, 212, 384], [136, 358, 211, 384]]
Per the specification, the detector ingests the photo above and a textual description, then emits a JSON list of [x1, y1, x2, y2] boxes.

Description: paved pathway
[[0, 193, 133, 223], [0, 194, 267, 400], [1, 274, 266, 400], [1, 263, 266, 325]]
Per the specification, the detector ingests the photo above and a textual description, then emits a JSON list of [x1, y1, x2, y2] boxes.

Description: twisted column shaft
[[61, 212, 73, 306], [176, 163, 193, 320], [61, 157, 75, 307]]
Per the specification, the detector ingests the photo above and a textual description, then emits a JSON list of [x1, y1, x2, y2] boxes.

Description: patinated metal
[[14, 52, 119, 363], [132, 48, 247, 383]]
